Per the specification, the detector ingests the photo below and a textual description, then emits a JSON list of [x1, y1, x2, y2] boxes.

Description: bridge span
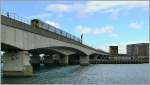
[[1, 15, 108, 76]]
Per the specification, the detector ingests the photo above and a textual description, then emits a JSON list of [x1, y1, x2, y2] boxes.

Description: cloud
[[46, 20, 61, 28], [46, 4, 71, 12], [45, 1, 148, 17], [26, 13, 51, 19], [76, 25, 91, 34], [76, 25, 117, 36], [129, 22, 142, 29], [80, 1, 148, 18], [84, 1, 148, 13]]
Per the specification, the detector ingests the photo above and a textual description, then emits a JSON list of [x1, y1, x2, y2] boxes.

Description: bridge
[[1, 13, 109, 76]]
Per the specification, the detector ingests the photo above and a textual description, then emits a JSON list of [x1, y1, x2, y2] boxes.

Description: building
[[109, 46, 118, 56], [127, 43, 149, 56]]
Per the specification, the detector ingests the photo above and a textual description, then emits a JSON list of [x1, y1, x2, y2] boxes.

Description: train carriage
[[31, 19, 82, 43]]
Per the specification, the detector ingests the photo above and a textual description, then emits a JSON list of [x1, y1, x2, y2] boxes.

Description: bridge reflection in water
[[1, 64, 149, 84]]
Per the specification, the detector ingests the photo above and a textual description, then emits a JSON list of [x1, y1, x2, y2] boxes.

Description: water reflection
[[2, 64, 149, 84]]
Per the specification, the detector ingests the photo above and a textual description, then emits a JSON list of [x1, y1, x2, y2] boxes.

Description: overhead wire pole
[[6, 12, 9, 17], [81, 33, 83, 44]]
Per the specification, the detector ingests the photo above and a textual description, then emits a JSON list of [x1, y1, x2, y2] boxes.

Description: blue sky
[[1, 0, 149, 53]]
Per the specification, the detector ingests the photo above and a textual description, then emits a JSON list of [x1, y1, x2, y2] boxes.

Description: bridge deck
[[1, 15, 108, 55]]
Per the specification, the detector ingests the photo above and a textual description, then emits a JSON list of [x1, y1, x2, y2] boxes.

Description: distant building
[[127, 43, 149, 56], [109, 46, 118, 56]]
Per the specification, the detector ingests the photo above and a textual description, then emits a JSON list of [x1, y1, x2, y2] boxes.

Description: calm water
[[1, 64, 149, 84]]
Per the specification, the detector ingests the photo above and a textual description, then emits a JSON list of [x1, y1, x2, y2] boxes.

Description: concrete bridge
[[1, 15, 108, 76]]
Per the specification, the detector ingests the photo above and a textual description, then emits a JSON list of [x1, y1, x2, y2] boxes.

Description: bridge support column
[[60, 55, 68, 65], [94, 55, 98, 64], [80, 55, 89, 65], [3, 51, 33, 76], [30, 54, 40, 68], [43, 55, 53, 66], [94, 56, 98, 61]]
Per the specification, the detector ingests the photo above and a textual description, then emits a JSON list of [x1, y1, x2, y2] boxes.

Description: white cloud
[[129, 22, 142, 29], [46, 20, 61, 28], [26, 13, 51, 19], [80, 1, 148, 18], [76, 25, 91, 34], [85, 1, 148, 12], [45, 1, 148, 17], [46, 4, 71, 12], [76, 25, 117, 36]]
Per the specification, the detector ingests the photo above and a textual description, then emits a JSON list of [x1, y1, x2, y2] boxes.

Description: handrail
[[1, 9, 30, 24]]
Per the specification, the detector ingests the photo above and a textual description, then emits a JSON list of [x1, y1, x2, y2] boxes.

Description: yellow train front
[[31, 19, 49, 30], [31, 19, 40, 29]]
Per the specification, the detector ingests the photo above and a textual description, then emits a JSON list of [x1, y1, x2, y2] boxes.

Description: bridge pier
[[94, 56, 98, 61], [3, 51, 33, 76], [80, 55, 89, 65], [59, 55, 68, 65], [30, 54, 40, 68], [93, 55, 98, 64], [43, 55, 53, 66]]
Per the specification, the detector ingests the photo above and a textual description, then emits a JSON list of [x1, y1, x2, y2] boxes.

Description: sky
[[1, 0, 149, 54]]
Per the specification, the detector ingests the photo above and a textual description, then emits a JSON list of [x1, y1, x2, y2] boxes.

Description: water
[[1, 64, 149, 84]]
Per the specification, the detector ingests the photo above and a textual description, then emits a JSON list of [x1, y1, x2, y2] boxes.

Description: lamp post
[[81, 33, 83, 43]]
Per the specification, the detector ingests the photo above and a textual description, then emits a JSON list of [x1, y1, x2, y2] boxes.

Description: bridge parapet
[[1, 15, 108, 55]]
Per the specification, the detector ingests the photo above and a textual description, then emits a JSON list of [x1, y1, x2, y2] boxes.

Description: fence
[[1, 10, 30, 24]]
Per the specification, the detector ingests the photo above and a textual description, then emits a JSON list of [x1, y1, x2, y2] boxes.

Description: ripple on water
[[2, 64, 149, 84]]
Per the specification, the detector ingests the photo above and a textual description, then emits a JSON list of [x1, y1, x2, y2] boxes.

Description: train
[[31, 19, 82, 43]]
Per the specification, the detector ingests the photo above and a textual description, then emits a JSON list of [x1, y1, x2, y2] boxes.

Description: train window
[[59, 30, 63, 35], [71, 35, 74, 40], [62, 32, 65, 36], [55, 29, 59, 34], [66, 33, 69, 38], [57, 29, 60, 34], [48, 25, 54, 32]]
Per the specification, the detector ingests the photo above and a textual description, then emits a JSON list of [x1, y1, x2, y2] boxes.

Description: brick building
[[109, 46, 118, 56], [127, 43, 149, 56]]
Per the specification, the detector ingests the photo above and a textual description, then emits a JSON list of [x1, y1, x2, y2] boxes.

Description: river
[[1, 64, 149, 84]]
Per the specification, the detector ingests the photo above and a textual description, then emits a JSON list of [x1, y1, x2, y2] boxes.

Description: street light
[[81, 33, 83, 43]]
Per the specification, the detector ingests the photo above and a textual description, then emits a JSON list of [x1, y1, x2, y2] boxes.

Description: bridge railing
[[49, 25, 82, 43], [1, 10, 30, 24]]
